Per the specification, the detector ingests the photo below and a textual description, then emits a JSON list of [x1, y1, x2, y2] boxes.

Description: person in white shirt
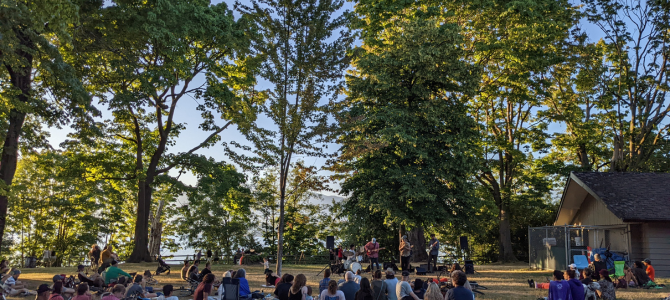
[[396, 271, 419, 300], [354, 270, 362, 285], [320, 280, 346, 300], [159, 285, 179, 300]]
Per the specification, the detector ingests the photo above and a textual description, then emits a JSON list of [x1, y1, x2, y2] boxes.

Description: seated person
[[125, 275, 159, 299], [36, 284, 51, 300], [0, 260, 9, 274], [643, 258, 655, 282], [181, 261, 191, 281], [5, 269, 26, 289], [159, 285, 179, 300], [590, 254, 607, 275], [187, 260, 201, 281], [632, 261, 651, 287], [445, 271, 474, 300], [235, 269, 251, 298], [51, 275, 75, 297], [411, 279, 425, 300], [102, 285, 126, 300], [143, 270, 158, 285], [200, 262, 212, 277], [49, 282, 65, 300], [274, 274, 294, 300], [73, 283, 92, 300], [564, 269, 584, 300], [77, 265, 104, 289], [104, 261, 132, 285], [579, 268, 600, 300]]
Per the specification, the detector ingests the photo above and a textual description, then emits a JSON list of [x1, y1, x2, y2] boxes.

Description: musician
[[337, 245, 344, 261], [428, 234, 439, 272], [365, 238, 381, 271], [399, 236, 411, 271]]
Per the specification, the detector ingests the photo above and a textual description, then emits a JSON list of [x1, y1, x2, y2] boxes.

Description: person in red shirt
[[644, 258, 655, 281], [365, 238, 381, 272]]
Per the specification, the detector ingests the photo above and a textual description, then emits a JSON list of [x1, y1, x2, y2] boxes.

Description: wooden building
[[553, 172, 670, 277]]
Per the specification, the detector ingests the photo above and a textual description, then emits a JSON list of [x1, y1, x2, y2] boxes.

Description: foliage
[[235, 0, 352, 274]]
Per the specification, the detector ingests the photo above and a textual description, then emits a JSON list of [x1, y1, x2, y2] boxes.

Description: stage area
[[9, 262, 668, 300]]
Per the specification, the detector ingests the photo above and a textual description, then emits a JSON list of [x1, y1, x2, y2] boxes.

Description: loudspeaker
[[326, 236, 334, 249], [437, 266, 447, 272], [460, 236, 469, 251], [384, 262, 399, 271], [464, 260, 474, 274], [415, 267, 427, 275]]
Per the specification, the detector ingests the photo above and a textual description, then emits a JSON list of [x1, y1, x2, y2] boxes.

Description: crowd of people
[[528, 254, 662, 300]]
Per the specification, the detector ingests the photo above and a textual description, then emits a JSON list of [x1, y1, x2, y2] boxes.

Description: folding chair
[[573, 255, 589, 270], [614, 261, 625, 277], [222, 278, 240, 300]]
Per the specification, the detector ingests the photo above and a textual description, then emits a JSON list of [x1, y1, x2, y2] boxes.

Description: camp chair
[[221, 278, 240, 300], [614, 261, 625, 277], [573, 255, 589, 270]]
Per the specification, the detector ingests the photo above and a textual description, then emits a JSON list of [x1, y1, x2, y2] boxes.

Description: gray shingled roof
[[572, 172, 670, 221]]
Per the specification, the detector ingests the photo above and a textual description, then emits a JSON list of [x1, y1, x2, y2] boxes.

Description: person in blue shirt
[[445, 271, 474, 300], [236, 269, 251, 298]]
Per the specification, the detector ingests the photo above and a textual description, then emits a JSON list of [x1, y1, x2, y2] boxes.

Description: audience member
[[48, 282, 65, 300], [319, 269, 334, 295], [181, 260, 191, 281], [5, 269, 26, 289], [77, 265, 104, 289], [423, 282, 441, 300], [339, 271, 360, 300], [597, 270, 616, 300], [354, 270, 362, 285], [564, 269, 583, 300], [36, 284, 51, 300], [445, 271, 474, 300], [125, 274, 158, 298], [101, 285, 125, 300], [354, 278, 373, 300], [194, 273, 215, 300], [188, 260, 201, 281], [275, 274, 295, 300], [51, 275, 74, 297], [590, 254, 606, 275], [0, 260, 10, 274], [201, 262, 213, 276], [267, 271, 280, 287], [235, 269, 252, 298], [72, 283, 91, 300], [320, 280, 345, 300], [306, 286, 314, 300], [384, 269, 399, 300], [411, 279, 425, 299], [644, 258, 655, 282], [161, 284, 179, 300], [396, 271, 418, 300], [371, 270, 387, 300], [104, 261, 132, 285], [288, 274, 309, 300], [632, 261, 651, 287]]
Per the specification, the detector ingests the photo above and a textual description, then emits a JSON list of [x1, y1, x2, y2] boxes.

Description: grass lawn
[[9, 262, 669, 300]]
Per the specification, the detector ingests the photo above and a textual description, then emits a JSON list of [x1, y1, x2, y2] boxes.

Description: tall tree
[[71, 0, 259, 262], [573, 0, 670, 171], [235, 0, 352, 275], [0, 0, 97, 250], [337, 15, 481, 263]]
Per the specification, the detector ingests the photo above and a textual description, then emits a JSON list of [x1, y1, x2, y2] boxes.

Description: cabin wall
[[641, 223, 670, 277], [570, 195, 624, 226]]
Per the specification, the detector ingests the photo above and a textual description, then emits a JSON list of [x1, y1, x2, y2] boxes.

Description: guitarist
[[365, 238, 382, 272]]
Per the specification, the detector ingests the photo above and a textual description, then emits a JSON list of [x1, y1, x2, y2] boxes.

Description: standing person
[[194, 274, 215, 300], [196, 250, 203, 262], [365, 238, 381, 272], [320, 280, 346, 300], [427, 235, 439, 273], [371, 270, 387, 300], [89, 245, 101, 270], [181, 260, 191, 281], [338, 272, 360, 300], [395, 271, 419, 300], [643, 258, 655, 282], [354, 278, 373, 300], [288, 274, 308, 300], [399, 236, 411, 271], [99, 245, 114, 265], [337, 245, 344, 262], [445, 271, 474, 300], [319, 270, 333, 295], [264, 257, 271, 274], [384, 269, 398, 300]]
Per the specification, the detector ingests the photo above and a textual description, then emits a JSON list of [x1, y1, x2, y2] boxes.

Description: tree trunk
[[498, 202, 517, 262], [148, 200, 164, 258], [0, 38, 33, 252], [127, 181, 153, 262], [407, 226, 428, 263], [276, 192, 285, 275], [577, 143, 590, 170], [611, 134, 625, 171]]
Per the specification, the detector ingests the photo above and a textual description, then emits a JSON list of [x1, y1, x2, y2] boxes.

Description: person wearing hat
[[643, 258, 655, 281], [398, 236, 411, 271], [365, 238, 381, 272], [36, 284, 52, 300], [597, 270, 616, 300], [396, 271, 419, 300], [5, 269, 26, 289], [568, 263, 580, 279]]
